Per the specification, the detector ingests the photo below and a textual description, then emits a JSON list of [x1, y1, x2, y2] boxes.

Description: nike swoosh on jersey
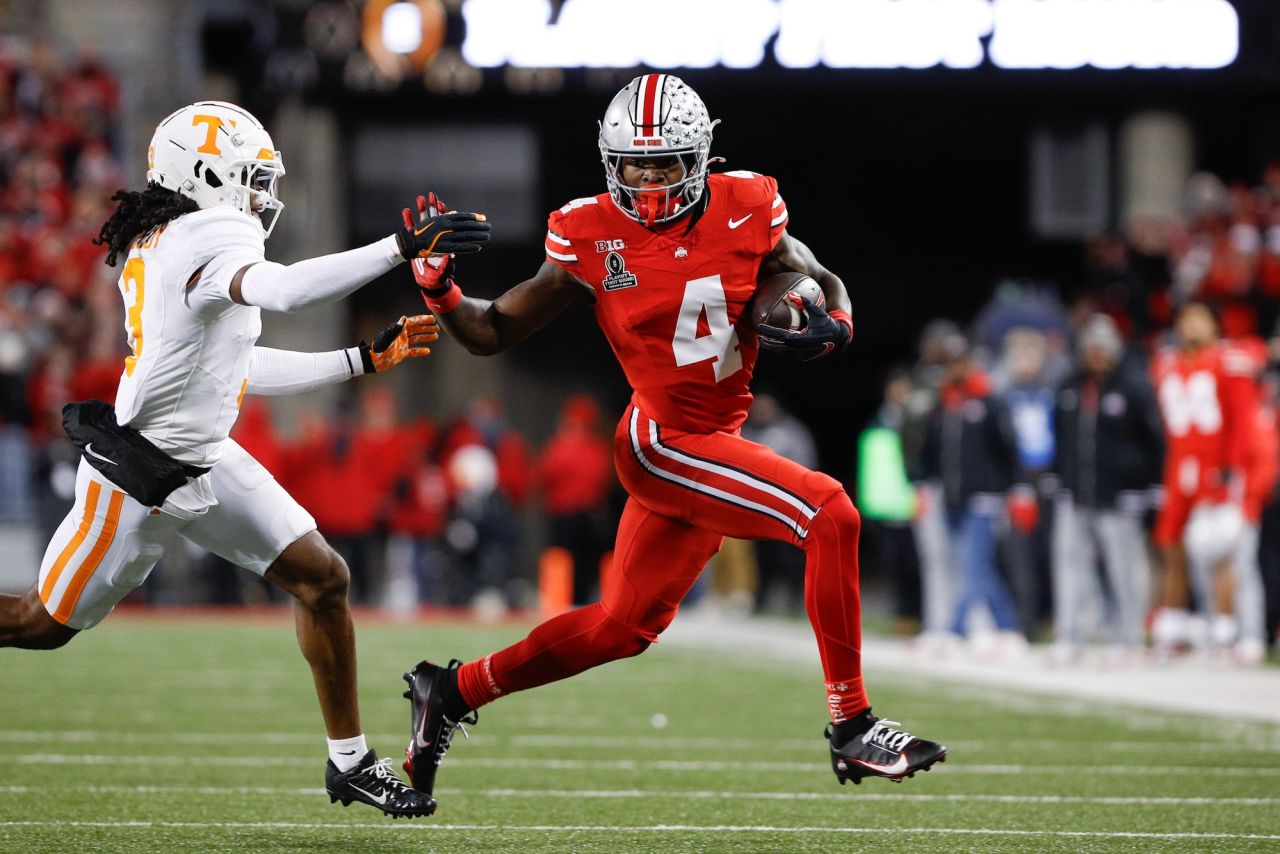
[[349, 783, 388, 805], [727, 214, 753, 229], [84, 443, 118, 466]]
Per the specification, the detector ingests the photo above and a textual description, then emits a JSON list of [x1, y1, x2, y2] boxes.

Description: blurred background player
[[397, 74, 945, 800], [0, 99, 491, 817], [921, 334, 1035, 657], [1150, 301, 1268, 661], [1050, 314, 1164, 664]]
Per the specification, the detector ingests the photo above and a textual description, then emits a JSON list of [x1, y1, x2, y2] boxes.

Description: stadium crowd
[[2, 41, 1279, 660]]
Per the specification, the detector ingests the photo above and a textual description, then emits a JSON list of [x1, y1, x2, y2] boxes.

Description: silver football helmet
[[598, 74, 718, 226]]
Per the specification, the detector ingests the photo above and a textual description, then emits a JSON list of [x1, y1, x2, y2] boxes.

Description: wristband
[[829, 309, 853, 346], [420, 281, 463, 314]]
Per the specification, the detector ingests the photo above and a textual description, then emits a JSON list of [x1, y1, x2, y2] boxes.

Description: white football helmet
[[146, 101, 285, 237], [598, 74, 718, 227]]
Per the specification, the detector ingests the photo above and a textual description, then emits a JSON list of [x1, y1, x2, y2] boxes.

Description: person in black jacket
[[1050, 314, 1164, 662], [922, 336, 1037, 652]]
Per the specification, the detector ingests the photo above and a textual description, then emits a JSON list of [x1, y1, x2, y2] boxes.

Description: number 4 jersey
[[545, 171, 789, 434]]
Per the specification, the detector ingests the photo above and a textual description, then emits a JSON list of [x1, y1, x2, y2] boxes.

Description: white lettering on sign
[[461, 0, 1238, 71]]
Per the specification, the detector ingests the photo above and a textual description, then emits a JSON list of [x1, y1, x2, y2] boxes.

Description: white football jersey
[[112, 207, 267, 467]]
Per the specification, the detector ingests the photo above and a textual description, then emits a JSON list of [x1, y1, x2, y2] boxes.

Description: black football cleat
[[827, 716, 947, 785], [402, 658, 477, 795], [324, 749, 436, 818]]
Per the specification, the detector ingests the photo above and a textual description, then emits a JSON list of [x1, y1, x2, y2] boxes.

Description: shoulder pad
[[172, 207, 265, 254]]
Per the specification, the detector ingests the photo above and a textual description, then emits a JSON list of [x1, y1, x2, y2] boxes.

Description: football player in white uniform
[[0, 101, 490, 818]]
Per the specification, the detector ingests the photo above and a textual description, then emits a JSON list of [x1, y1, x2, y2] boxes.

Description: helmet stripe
[[641, 74, 661, 137]]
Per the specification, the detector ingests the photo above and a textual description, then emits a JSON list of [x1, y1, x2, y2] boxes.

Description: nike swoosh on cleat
[[727, 214, 753, 229], [337, 750, 357, 756], [415, 707, 433, 750], [84, 443, 118, 466], [348, 783, 388, 805], [853, 755, 911, 776]]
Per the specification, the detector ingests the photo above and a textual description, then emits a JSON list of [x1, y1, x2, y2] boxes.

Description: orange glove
[[360, 314, 439, 373]]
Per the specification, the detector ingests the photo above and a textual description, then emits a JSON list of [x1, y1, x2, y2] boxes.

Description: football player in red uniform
[[1150, 301, 1268, 660], [399, 75, 946, 797]]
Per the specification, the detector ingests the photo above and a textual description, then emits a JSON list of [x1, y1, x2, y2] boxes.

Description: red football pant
[[457, 404, 869, 722]]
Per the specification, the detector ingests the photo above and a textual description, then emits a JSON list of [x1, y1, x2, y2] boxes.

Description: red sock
[[802, 491, 870, 722]]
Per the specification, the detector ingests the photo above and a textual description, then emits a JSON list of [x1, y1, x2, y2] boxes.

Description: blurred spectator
[[996, 328, 1057, 638], [536, 395, 614, 605], [741, 392, 816, 613], [857, 368, 921, 634], [906, 321, 962, 646], [384, 418, 451, 609], [444, 442, 521, 610], [1050, 315, 1164, 663], [440, 398, 533, 508], [921, 336, 1031, 654]]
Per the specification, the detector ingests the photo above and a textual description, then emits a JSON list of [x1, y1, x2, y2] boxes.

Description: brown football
[[750, 271, 825, 331]]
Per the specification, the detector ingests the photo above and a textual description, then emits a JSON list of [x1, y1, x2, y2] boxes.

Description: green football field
[[0, 614, 1277, 853]]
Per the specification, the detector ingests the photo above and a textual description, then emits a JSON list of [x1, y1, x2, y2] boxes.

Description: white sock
[[327, 734, 368, 773]]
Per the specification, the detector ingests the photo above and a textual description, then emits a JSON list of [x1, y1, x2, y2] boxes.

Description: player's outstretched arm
[[246, 315, 439, 396], [227, 200, 490, 313], [418, 260, 588, 357], [403, 194, 588, 356]]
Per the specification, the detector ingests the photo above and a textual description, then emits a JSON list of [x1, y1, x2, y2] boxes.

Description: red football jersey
[[1151, 340, 1262, 504], [544, 171, 789, 434]]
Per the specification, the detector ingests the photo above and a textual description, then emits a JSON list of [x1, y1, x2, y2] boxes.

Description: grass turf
[[1, 614, 1277, 853]]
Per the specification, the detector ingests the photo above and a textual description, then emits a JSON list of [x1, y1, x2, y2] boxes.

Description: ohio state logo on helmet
[[598, 75, 718, 228]]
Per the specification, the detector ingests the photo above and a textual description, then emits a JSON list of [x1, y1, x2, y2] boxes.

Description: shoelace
[[365, 757, 419, 803], [862, 719, 914, 753], [433, 710, 479, 766]]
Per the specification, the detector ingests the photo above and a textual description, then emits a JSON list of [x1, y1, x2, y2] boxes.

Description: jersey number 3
[[672, 275, 742, 383], [122, 257, 146, 376]]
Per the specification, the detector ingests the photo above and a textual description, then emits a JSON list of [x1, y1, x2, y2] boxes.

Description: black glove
[[757, 295, 850, 362], [395, 195, 491, 260]]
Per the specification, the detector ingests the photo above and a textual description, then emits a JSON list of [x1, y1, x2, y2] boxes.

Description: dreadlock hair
[[94, 182, 200, 267]]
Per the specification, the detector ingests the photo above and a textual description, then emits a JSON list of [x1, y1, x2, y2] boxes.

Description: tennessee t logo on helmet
[[146, 101, 287, 238]]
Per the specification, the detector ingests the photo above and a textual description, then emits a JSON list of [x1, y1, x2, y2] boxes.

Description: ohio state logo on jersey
[[602, 252, 639, 291]]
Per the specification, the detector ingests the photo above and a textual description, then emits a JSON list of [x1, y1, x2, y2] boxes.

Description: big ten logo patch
[[596, 239, 626, 253]]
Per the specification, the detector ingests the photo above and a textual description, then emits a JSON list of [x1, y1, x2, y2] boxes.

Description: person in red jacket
[[537, 395, 615, 603]]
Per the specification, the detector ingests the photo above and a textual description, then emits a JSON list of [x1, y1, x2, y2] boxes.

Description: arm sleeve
[[238, 236, 404, 313], [245, 346, 366, 397]]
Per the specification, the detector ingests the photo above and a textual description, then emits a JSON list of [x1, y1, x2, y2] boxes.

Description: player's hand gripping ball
[[753, 272, 849, 361]]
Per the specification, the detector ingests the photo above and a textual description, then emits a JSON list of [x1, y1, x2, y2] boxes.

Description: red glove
[[1007, 489, 1039, 533], [403, 193, 464, 313]]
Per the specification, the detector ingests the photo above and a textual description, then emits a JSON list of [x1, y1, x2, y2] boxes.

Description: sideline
[[661, 614, 1280, 724]]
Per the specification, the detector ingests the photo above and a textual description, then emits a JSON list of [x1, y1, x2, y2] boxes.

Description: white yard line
[[0, 820, 1276, 841], [0, 784, 1275, 807], [2, 729, 1276, 753], [661, 614, 1280, 723], [5, 753, 1278, 776]]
